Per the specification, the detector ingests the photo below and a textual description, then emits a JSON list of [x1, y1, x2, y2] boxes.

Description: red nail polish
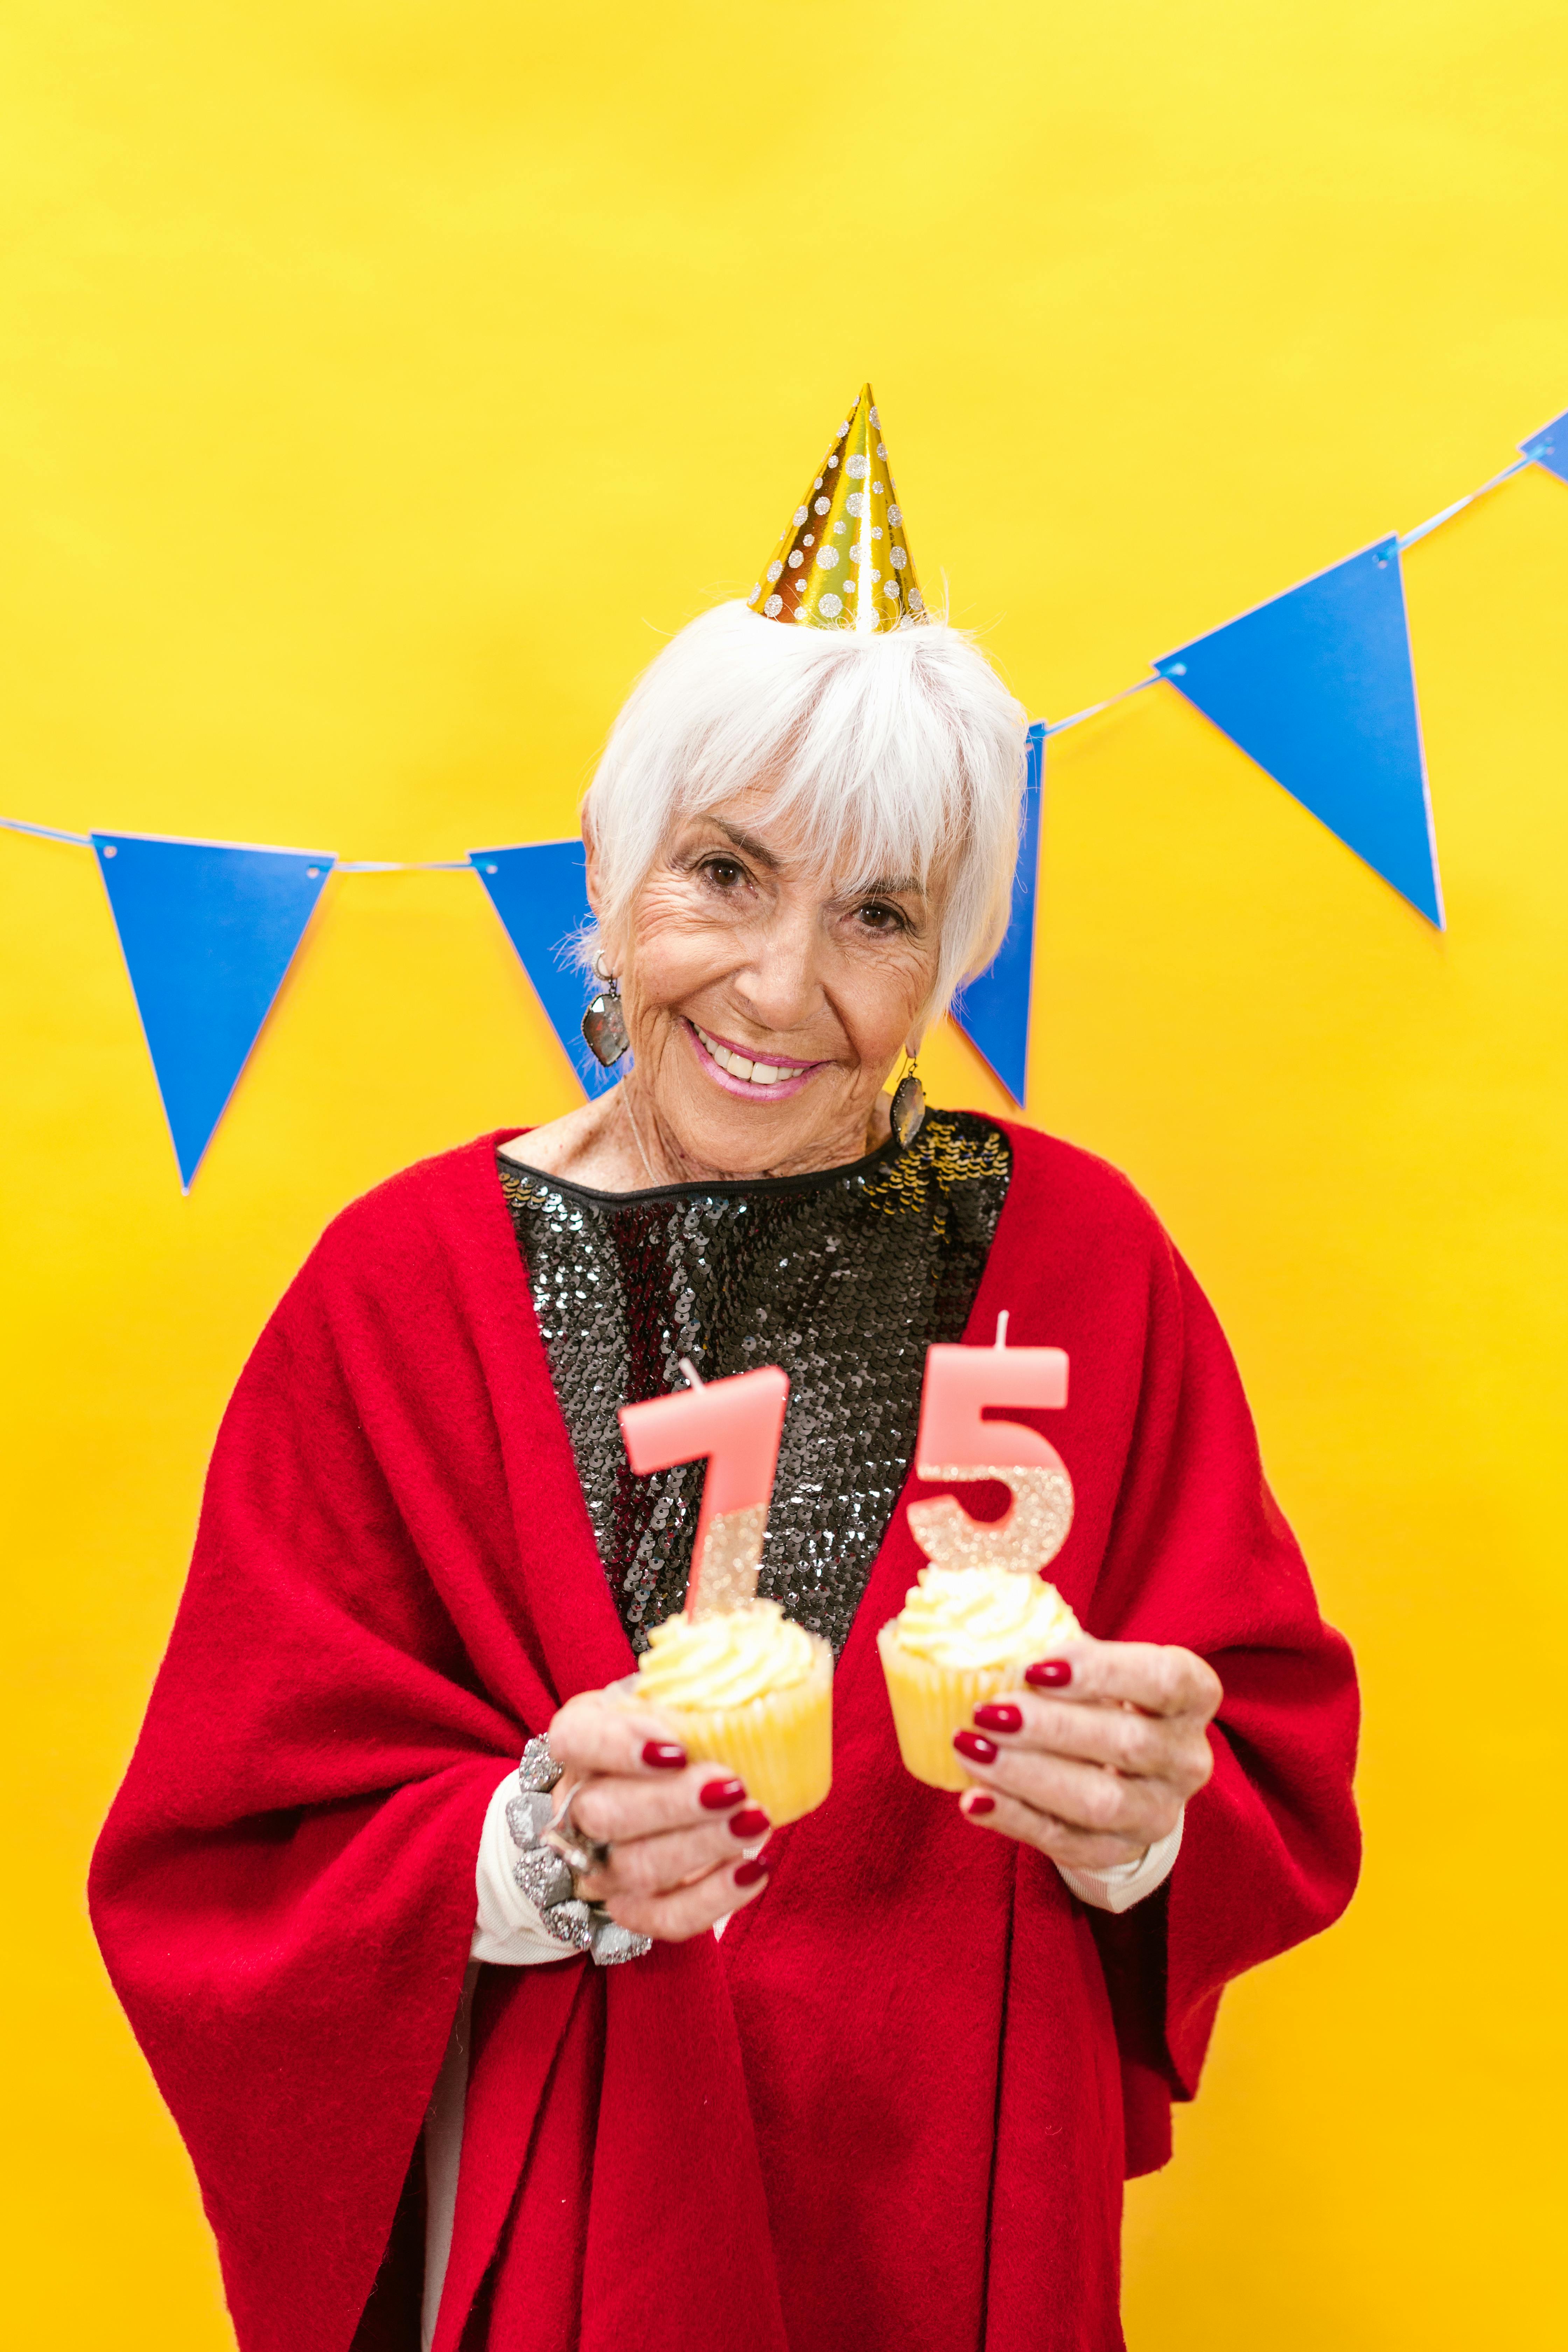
[[699, 1776, 747, 1811], [729, 1806, 771, 1839], [953, 1729, 997, 1764], [733, 1855, 773, 1888], [1024, 1659, 1072, 1689], [642, 1740, 688, 1769], [963, 1792, 997, 1816], [973, 1701, 1022, 1734]]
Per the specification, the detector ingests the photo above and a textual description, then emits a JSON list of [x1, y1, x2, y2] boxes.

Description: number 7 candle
[[618, 1362, 790, 1617], [616, 1361, 834, 1827]]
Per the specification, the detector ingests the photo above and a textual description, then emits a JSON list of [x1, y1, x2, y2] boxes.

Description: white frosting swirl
[[633, 1600, 817, 1708], [889, 1566, 1080, 1671]]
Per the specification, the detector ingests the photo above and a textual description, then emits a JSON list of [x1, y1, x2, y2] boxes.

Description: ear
[[582, 817, 605, 925], [582, 820, 623, 975]]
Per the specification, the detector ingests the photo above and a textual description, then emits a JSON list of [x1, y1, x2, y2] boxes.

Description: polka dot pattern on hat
[[745, 383, 923, 635]]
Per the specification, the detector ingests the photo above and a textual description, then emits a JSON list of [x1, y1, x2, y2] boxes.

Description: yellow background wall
[[2, 4, 1563, 2344]]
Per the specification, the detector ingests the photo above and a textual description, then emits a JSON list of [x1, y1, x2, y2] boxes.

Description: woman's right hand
[[545, 1689, 773, 1942]]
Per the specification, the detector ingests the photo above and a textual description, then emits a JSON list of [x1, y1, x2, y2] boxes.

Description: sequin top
[[498, 1110, 1011, 1655]]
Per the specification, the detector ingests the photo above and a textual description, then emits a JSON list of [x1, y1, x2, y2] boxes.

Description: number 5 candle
[[877, 1315, 1082, 1792], [618, 1361, 790, 1617], [907, 1312, 1074, 1576]]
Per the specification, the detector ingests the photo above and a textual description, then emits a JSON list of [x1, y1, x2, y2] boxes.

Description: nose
[[729, 897, 826, 1037]]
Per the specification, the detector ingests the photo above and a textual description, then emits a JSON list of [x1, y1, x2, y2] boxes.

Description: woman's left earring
[[890, 1055, 926, 1147], [582, 970, 631, 1068]]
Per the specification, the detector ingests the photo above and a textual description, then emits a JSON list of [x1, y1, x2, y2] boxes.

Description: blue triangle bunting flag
[[93, 831, 334, 1188], [470, 840, 616, 1094], [1519, 408, 1568, 485], [950, 720, 1043, 1102], [1153, 537, 1443, 927]]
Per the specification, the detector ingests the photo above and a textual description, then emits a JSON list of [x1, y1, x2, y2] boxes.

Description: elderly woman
[[91, 393, 1358, 2352]]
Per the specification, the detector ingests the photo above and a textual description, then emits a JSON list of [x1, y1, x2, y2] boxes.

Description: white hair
[[579, 601, 1028, 1033]]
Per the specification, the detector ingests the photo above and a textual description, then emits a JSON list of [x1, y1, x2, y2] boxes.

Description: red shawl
[[90, 1121, 1359, 2352]]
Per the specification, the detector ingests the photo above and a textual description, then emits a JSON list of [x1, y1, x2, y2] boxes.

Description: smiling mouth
[[688, 1021, 822, 1090]]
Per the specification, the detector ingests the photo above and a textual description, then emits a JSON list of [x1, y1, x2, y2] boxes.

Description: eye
[[854, 899, 906, 933], [701, 856, 749, 890]]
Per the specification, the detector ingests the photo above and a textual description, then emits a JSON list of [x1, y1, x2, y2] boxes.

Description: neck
[[499, 1073, 898, 1194], [612, 1070, 891, 1187]]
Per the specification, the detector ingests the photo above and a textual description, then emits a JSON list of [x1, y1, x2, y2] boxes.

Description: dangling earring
[[890, 1051, 926, 1147], [581, 951, 631, 1067]]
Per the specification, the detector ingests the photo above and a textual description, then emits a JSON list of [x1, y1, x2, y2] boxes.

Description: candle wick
[[994, 1311, 1010, 1349], [677, 1356, 706, 1388]]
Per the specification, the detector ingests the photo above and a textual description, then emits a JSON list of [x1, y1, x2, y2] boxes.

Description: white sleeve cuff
[[1055, 1810, 1183, 1916], [471, 1767, 578, 1965]]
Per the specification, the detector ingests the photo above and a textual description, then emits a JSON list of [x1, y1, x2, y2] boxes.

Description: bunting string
[[2, 815, 94, 845], [1042, 673, 1162, 739], [4, 406, 1565, 1184], [1396, 452, 1533, 552]]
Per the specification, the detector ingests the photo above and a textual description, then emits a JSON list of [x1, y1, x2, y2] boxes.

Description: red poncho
[[90, 1122, 1359, 2352]]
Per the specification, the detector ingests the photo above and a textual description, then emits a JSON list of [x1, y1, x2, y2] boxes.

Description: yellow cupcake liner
[[620, 1636, 834, 1826], [877, 1623, 1029, 1792]]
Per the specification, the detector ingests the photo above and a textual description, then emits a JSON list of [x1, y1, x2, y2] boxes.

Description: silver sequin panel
[[498, 1111, 1011, 1656]]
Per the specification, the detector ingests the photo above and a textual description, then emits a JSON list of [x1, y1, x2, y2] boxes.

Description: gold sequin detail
[[861, 1116, 1010, 1222]]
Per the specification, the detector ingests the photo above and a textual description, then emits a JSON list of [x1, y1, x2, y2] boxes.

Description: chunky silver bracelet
[[507, 1736, 652, 1968]]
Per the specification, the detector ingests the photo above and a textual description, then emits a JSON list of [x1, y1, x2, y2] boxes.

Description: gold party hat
[[747, 383, 924, 634]]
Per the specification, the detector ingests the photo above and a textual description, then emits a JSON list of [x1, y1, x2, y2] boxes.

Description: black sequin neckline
[[503, 1128, 903, 1209], [499, 1110, 1011, 1654]]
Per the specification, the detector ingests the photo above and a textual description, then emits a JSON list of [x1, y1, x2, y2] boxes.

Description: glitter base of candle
[[907, 1461, 1074, 1576], [688, 1502, 768, 1616]]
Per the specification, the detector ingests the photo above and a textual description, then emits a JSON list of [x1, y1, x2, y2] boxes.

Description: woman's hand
[[545, 1690, 772, 1942], [951, 1638, 1222, 1872]]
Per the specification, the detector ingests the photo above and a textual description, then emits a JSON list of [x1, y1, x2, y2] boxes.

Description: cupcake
[[877, 1566, 1080, 1791], [623, 1600, 833, 1825]]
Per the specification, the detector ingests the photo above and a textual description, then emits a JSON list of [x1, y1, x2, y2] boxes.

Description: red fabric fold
[[91, 1121, 1359, 2352]]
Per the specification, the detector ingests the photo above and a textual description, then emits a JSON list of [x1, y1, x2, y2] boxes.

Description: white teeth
[[694, 1025, 807, 1086]]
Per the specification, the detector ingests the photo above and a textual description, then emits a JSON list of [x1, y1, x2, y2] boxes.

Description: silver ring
[[545, 1784, 611, 1879]]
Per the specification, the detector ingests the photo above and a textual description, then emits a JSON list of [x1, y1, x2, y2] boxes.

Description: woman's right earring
[[581, 973, 631, 1067], [890, 1056, 926, 1147]]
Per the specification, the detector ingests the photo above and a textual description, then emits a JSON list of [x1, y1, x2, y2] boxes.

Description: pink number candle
[[618, 1363, 790, 1618], [906, 1313, 1073, 1575]]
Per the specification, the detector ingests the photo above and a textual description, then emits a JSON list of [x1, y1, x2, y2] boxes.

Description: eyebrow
[[710, 818, 783, 870]]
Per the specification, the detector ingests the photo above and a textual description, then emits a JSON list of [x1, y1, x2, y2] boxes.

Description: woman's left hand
[[952, 1638, 1223, 1872]]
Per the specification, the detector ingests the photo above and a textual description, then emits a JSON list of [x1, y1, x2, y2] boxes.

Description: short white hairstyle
[[580, 601, 1028, 1033]]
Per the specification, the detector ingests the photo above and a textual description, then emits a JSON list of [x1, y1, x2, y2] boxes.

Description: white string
[[0, 816, 479, 866], [0, 436, 1553, 844], [1044, 448, 1542, 740], [1042, 673, 1161, 738], [0, 815, 92, 845], [1397, 455, 1532, 551], [335, 858, 474, 872]]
